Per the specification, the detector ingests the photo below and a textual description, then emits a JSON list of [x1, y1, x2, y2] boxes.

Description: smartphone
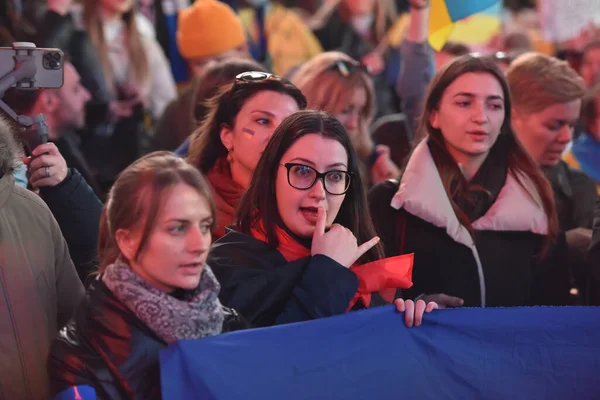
[[0, 42, 64, 89]]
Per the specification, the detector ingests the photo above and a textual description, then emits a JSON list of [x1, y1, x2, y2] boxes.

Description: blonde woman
[[290, 51, 399, 185], [78, 0, 177, 120]]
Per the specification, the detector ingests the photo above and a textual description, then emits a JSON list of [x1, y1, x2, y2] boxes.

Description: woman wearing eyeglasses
[[291, 51, 400, 186], [209, 110, 437, 328], [187, 71, 307, 239]]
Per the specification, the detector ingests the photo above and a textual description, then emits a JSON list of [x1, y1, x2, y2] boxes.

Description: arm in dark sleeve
[[48, 327, 104, 399], [41, 169, 103, 286], [50, 213, 85, 328], [210, 247, 358, 327], [529, 233, 571, 306], [588, 197, 600, 304], [569, 169, 597, 229], [396, 39, 434, 136], [274, 255, 359, 325]]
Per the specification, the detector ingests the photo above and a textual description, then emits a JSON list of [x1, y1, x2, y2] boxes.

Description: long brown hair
[[236, 110, 384, 264], [417, 54, 558, 249], [98, 152, 216, 273], [187, 75, 307, 174], [83, 0, 149, 88]]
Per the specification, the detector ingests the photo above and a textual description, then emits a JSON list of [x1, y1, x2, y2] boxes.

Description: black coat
[[544, 160, 597, 231], [208, 229, 360, 327], [49, 280, 247, 399], [587, 198, 600, 305], [39, 168, 103, 286], [368, 142, 570, 307]]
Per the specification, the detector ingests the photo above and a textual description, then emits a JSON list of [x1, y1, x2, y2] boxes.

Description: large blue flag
[[160, 306, 600, 399]]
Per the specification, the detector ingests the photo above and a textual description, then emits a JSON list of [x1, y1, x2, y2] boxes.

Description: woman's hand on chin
[[394, 298, 438, 327]]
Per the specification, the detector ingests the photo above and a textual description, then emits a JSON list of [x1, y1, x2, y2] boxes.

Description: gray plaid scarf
[[103, 260, 225, 343]]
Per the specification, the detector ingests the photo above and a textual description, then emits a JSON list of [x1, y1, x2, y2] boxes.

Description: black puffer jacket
[[48, 280, 248, 399], [368, 140, 571, 307]]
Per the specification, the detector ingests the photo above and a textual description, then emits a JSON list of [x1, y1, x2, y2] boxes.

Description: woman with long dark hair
[[369, 54, 564, 308], [209, 110, 436, 327], [187, 71, 307, 239]]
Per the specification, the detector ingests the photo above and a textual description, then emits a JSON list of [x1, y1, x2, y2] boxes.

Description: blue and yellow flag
[[429, 0, 500, 50]]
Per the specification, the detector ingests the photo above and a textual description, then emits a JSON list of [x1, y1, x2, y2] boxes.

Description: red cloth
[[250, 224, 413, 310]]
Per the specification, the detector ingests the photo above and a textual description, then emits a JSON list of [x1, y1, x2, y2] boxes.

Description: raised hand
[[311, 206, 380, 267], [370, 145, 400, 185], [24, 142, 68, 188]]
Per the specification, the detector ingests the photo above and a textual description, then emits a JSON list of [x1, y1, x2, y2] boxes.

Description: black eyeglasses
[[281, 163, 352, 195], [327, 60, 370, 77]]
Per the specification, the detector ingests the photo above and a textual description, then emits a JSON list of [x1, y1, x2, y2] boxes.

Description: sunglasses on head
[[470, 51, 514, 64], [327, 60, 370, 77], [234, 71, 285, 85]]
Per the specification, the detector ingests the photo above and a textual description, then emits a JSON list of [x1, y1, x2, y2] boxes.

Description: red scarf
[[251, 224, 413, 311], [206, 158, 246, 239]]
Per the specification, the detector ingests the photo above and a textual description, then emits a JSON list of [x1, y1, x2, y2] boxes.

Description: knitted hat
[[177, 0, 247, 60]]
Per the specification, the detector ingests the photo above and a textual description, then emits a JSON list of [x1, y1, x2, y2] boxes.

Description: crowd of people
[[1, 0, 599, 399]]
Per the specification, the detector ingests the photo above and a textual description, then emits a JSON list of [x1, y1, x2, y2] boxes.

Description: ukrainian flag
[[429, 0, 501, 51]]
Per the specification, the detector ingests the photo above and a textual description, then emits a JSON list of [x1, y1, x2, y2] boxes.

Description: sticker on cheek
[[241, 127, 255, 136]]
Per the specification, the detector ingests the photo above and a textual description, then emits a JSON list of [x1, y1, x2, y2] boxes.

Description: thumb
[[313, 206, 326, 239], [355, 236, 380, 259]]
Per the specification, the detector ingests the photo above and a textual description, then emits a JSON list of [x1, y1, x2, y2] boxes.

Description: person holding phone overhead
[[368, 55, 566, 309], [209, 110, 436, 328]]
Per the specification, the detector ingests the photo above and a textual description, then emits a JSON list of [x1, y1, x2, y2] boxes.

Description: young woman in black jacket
[[369, 55, 568, 308], [49, 152, 247, 399], [209, 110, 436, 328]]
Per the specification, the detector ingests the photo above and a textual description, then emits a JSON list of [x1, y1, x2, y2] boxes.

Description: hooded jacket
[[0, 119, 84, 400]]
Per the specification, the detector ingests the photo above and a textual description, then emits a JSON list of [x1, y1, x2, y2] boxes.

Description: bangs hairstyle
[[506, 52, 586, 114], [236, 110, 384, 264], [418, 54, 558, 254], [98, 152, 216, 273], [187, 75, 307, 174], [291, 51, 376, 160]]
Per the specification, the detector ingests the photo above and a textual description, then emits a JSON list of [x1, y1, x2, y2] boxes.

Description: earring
[[226, 147, 233, 163]]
